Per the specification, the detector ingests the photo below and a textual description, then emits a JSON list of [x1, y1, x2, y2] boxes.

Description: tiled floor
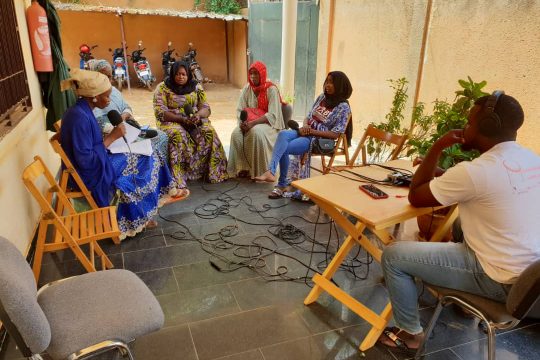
[[1, 179, 539, 360]]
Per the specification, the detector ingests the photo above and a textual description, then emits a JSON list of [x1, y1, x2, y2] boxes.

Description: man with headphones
[[377, 92, 540, 350]]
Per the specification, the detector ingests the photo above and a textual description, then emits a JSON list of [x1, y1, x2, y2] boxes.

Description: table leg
[[429, 204, 458, 242]]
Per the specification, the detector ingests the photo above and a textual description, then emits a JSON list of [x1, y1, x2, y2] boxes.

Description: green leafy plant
[[366, 78, 409, 163], [194, 0, 241, 14], [367, 76, 488, 169], [406, 76, 489, 169]]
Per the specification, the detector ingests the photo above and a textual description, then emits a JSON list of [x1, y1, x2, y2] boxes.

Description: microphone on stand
[[107, 110, 128, 144]]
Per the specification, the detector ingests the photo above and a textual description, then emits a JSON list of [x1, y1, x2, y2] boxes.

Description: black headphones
[[478, 90, 505, 136]]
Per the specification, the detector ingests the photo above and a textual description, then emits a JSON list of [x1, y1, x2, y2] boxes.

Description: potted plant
[[368, 77, 489, 241]]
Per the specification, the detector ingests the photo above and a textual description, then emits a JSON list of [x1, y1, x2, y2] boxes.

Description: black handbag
[[311, 138, 336, 155]]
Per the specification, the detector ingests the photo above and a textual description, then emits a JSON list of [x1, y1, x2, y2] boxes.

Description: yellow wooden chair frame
[[348, 124, 408, 166], [22, 156, 120, 282], [311, 113, 352, 174]]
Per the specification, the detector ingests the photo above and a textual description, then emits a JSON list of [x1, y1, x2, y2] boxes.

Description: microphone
[[183, 103, 194, 118], [240, 110, 248, 123], [143, 129, 158, 139], [287, 119, 300, 132], [107, 110, 127, 143]]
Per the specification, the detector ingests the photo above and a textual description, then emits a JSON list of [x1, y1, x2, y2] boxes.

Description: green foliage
[[195, 0, 241, 14], [369, 76, 489, 169], [367, 78, 409, 163]]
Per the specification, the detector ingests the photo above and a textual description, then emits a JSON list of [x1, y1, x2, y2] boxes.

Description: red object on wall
[[26, 1, 53, 72]]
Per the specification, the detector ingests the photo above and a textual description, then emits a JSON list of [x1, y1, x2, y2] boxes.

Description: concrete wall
[[58, 10, 247, 85], [317, 0, 540, 154], [0, 0, 59, 253]]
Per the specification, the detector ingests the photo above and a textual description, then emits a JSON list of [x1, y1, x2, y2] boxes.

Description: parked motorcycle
[[182, 42, 208, 85], [108, 46, 128, 91], [130, 41, 155, 90], [161, 41, 178, 80], [78, 43, 97, 69]]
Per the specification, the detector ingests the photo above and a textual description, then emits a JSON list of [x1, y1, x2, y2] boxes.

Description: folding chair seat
[[0, 236, 163, 360], [415, 260, 540, 360], [22, 156, 119, 282]]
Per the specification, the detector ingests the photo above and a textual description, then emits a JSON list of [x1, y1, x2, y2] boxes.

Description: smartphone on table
[[359, 184, 388, 199]]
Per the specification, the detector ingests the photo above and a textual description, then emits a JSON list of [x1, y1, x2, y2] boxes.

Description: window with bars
[[0, 0, 32, 139]]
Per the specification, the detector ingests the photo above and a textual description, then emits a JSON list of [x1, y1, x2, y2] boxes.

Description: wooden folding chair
[[50, 130, 120, 245], [311, 113, 352, 174], [348, 124, 408, 166], [22, 156, 120, 282]]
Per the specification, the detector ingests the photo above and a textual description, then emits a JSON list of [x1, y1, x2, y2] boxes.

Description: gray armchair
[[0, 236, 164, 359]]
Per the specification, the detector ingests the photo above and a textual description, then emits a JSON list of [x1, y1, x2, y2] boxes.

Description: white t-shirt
[[429, 141, 540, 284]]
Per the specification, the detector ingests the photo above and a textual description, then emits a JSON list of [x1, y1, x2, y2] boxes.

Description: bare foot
[[253, 170, 276, 183]]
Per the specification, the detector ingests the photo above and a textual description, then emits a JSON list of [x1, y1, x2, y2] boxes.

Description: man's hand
[[433, 129, 465, 150]]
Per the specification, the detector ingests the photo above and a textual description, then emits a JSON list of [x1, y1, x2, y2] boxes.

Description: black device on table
[[359, 184, 388, 199]]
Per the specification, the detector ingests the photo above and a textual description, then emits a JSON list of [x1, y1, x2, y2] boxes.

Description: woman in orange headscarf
[[227, 61, 286, 179]]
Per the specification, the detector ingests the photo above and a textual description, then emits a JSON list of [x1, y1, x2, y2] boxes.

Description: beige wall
[[317, 0, 540, 154], [0, 0, 59, 253], [58, 11, 247, 84]]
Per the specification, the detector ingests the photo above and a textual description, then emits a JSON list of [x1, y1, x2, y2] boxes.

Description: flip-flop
[[164, 188, 190, 205], [268, 187, 284, 199], [378, 327, 418, 354]]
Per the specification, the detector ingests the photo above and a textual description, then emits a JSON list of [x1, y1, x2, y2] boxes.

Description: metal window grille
[[0, 0, 32, 139]]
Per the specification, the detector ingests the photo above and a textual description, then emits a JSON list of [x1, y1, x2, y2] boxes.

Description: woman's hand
[[103, 123, 126, 147], [299, 126, 312, 136], [192, 114, 203, 127], [240, 121, 253, 134]]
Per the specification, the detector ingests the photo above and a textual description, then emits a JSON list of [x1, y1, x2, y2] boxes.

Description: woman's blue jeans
[[381, 222, 511, 335], [268, 130, 311, 187]]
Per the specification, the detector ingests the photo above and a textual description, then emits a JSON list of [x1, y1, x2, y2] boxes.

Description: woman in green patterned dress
[[153, 61, 228, 189]]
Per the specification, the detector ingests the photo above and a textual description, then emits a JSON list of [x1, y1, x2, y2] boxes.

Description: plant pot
[[416, 209, 453, 242]]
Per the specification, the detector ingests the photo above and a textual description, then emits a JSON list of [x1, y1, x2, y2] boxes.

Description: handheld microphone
[[107, 110, 127, 143], [287, 120, 300, 133], [183, 103, 194, 118], [143, 129, 158, 139], [240, 110, 248, 123]]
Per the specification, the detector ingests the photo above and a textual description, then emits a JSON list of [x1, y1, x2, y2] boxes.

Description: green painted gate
[[248, 1, 319, 118]]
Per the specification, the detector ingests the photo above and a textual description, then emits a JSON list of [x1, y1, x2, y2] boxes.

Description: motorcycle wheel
[[193, 68, 204, 83], [145, 80, 153, 91], [116, 77, 123, 92]]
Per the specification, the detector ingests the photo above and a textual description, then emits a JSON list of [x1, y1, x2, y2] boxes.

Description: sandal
[[164, 188, 190, 205], [378, 327, 420, 353], [268, 187, 284, 199]]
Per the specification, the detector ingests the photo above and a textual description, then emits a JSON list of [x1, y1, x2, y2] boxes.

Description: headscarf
[[165, 60, 197, 95], [248, 61, 284, 112], [61, 68, 111, 97], [324, 71, 354, 144], [87, 59, 112, 74], [324, 71, 353, 108]]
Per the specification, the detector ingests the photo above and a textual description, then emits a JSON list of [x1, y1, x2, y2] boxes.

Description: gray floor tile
[[136, 267, 179, 296], [158, 284, 241, 327], [261, 324, 396, 360], [132, 324, 198, 360], [173, 260, 259, 291], [189, 306, 311, 360], [117, 228, 167, 252], [451, 323, 540, 360], [37, 253, 123, 287], [212, 349, 264, 360], [123, 242, 208, 272]]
